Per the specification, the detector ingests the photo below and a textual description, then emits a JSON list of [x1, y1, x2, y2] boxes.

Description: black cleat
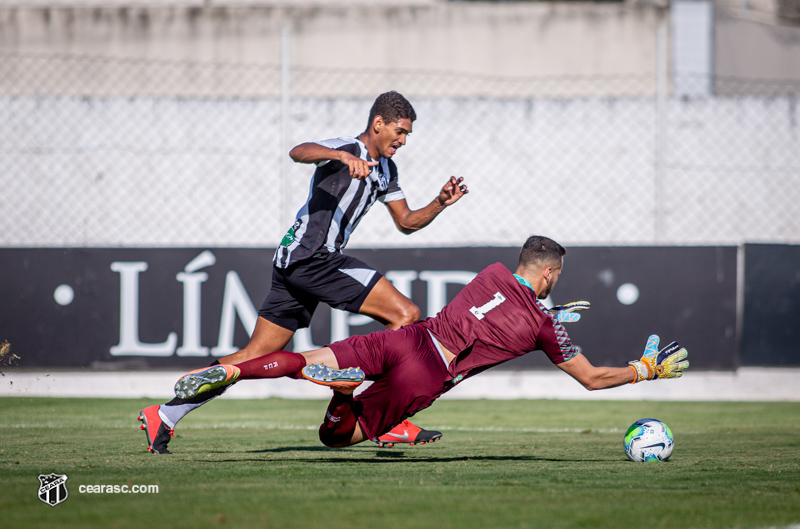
[[376, 420, 443, 448]]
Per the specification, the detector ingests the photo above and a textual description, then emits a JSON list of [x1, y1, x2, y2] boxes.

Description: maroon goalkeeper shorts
[[328, 323, 450, 441]]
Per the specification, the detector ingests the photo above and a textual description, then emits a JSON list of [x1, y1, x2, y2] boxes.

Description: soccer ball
[[623, 418, 674, 462]]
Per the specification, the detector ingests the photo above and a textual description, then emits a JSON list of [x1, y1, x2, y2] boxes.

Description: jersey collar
[[513, 274, 537, 296]]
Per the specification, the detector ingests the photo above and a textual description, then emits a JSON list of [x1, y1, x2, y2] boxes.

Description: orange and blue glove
[[549, 301, 590, 323], [629, 335, 689, 383]]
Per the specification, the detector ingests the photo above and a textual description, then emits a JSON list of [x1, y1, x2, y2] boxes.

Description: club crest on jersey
[[280, 219, 303, 247], [370, 164, 389, 191], [37, 473, 69, 507], [469, 292, 507, 320]]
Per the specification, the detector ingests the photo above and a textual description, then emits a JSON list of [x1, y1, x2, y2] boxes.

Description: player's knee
[[318, 425, 353, 448], [394, 302, 420, 327]]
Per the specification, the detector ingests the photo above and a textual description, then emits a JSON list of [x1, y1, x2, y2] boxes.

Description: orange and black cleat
[[301, 364, 364, 392], [138, 405, 175, 454], [375, 420, 443, 448], [174, 365, 241, 399]]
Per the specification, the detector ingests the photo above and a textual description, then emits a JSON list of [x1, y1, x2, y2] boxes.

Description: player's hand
[[340, 152, 378, 180], [436, 176, 468, 207], [550, 301, 590, 323], [629, 335, 689, 383]]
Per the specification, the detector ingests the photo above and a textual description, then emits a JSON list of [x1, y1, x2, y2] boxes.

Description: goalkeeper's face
[[539, 264, 563, 299]]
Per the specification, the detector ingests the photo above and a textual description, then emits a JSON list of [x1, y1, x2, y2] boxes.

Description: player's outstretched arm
[[385, 176, 468, 234], [289, 143, 377, 179], [556, 353, 637, 390], [557, 335, 689, 390]]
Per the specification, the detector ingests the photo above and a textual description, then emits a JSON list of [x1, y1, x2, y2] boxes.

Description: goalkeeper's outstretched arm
[[557, 335, 690, 391], [556, 353, 636, 390]]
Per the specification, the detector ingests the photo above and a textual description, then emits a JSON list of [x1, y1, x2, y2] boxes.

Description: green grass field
[[2, 396, 799, 529]]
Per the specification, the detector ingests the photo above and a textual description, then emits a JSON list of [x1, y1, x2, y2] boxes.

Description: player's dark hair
[[366, 91, 416, 129], [518, 235, 566, 270]]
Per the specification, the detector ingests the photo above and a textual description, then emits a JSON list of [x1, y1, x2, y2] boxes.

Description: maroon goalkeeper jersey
[[418, 262, 578, 382]]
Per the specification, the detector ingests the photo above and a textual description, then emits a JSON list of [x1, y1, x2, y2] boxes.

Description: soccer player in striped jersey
[[172, 236, 689, 449], [138, 91, 469, 453]]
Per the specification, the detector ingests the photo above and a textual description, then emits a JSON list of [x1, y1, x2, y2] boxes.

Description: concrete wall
[[715, 5, 800, 93], [0, 2, 664, 97], [4, 1, 800, 100], [2, 1, 800, 98]]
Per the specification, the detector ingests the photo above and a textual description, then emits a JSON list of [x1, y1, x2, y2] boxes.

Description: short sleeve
[[537, 313, 579, 365], [377, 158, 406, 203], [313, 137, 358, 167]]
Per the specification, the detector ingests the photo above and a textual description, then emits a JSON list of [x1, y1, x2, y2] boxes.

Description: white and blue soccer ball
[[623, 418, 674, 462]]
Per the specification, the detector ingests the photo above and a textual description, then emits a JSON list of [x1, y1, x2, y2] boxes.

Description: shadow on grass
[[199, 445, 607, 464]]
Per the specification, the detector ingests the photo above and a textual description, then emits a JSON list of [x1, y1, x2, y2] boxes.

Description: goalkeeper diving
[[171, 235, 689, 449]]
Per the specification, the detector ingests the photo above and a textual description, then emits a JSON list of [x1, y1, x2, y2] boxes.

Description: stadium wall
[[2, 2, 800, 94], [0, 2, 663, 94]]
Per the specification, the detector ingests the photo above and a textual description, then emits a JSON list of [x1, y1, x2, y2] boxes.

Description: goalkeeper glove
[[628, 334, 689, 383], [549, 301, 590, 323]]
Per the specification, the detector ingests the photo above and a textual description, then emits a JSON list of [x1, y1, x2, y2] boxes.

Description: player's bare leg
[[219, 316, 296, 364], [358, 277, 420, 330], [300, 347, 340, 368], [166, 317, 295, 404], [181, 355, 368, 448], [175, 346, 338, 399], [141, 317, 295, 453]]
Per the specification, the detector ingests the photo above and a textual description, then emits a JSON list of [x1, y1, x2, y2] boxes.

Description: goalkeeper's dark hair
[[366, 91, 416, 130], [518, 235, 566, 271]]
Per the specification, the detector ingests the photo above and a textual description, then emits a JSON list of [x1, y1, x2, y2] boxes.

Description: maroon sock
[[318, 392, 358, 447], [234, 351, 306, 380]]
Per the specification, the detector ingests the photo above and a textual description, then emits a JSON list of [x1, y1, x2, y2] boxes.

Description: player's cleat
[[174, 365, 241, 399], [375, 420, 443, 448], [301, 364, 364, 391], [138, 405, 174, 455]]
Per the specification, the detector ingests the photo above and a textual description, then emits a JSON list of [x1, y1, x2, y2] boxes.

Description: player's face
[[376, 118, 412, 158], [539, 262, 563, 299]]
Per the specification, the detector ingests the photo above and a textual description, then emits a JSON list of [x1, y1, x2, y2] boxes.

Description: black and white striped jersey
[[273, 136, 406, 269]]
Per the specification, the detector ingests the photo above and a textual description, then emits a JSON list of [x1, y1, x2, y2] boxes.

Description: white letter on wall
[[110, 261, 178, 356], [212, 271, 257, 357], [175, 250, 216, 357]]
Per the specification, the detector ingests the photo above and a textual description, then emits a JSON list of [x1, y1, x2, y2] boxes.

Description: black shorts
[[258, 252, 382, 332]]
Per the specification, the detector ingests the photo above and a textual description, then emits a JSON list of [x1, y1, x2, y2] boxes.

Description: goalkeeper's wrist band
[[629, 365, 639, 384], [629, 361, 651, 383]]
